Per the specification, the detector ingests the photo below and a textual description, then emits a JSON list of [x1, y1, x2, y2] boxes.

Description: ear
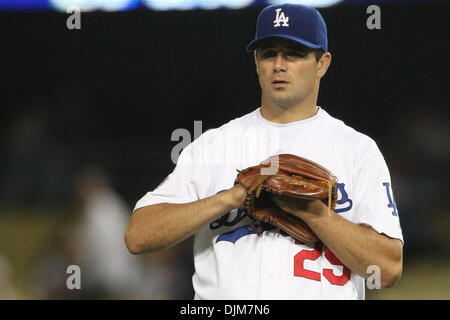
[[317, 52, 331, 79]]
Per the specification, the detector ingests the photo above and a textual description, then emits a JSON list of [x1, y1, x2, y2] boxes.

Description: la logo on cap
[[273, 8, 289, 27]]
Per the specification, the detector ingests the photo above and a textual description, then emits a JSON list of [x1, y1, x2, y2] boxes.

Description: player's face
[[254, 38, 329, 108]]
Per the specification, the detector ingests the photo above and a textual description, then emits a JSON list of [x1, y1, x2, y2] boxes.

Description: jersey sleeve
[[350, 137, 404, 244], [133, 137, 216, 212]]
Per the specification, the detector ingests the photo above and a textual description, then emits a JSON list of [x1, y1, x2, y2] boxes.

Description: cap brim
[[247, 34, 322, 53]]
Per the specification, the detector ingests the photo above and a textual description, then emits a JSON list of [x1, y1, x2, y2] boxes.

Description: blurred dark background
[[0, 3, 448, 299]]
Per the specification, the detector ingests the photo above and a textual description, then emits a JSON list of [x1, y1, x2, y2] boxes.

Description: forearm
[[305, 213, 403, 287], [125, 186, 244, 254], [272, 195, 403, 287]]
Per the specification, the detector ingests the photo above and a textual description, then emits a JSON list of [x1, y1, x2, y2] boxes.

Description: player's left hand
[[270, 194, 329, 221]]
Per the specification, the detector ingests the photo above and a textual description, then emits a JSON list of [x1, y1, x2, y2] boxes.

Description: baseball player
[[125, 3, 403, 299]]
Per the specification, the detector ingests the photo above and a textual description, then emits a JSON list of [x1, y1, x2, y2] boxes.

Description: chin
[[269, 94, 297, 108]]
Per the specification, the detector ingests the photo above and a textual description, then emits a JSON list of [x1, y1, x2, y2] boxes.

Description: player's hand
[[229, 183, 248, 210], [270, 194, 329, 221]]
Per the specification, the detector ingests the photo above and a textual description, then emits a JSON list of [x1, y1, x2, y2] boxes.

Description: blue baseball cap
[[247, 3, 328, 53]]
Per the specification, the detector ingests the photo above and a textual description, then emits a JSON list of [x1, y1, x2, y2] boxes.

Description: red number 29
[[293, 241, 351, 286]]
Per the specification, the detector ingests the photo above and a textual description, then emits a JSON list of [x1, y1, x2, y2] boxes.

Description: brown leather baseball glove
[[235, 154, 338, 243]]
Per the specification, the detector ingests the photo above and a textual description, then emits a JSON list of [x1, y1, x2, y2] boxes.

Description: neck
[[260, 93, 319, 124]]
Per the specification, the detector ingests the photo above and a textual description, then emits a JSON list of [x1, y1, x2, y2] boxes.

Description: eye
[[286, 51, 305, 57], [260, 49, 277, 59]]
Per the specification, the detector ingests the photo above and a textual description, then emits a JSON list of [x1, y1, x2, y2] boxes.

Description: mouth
[[272, 80, 289, 88]]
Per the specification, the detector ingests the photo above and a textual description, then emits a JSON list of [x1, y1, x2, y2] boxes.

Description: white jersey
[[134, 107, 404, 300]]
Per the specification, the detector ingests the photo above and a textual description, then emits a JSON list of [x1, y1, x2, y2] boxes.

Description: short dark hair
[[314, 49, 325, 62]]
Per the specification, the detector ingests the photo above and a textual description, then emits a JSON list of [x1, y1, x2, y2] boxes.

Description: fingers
[[270, 194, 308, 211]]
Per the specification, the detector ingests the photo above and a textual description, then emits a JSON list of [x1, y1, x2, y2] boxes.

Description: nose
[[273, 52, 287, 72]]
